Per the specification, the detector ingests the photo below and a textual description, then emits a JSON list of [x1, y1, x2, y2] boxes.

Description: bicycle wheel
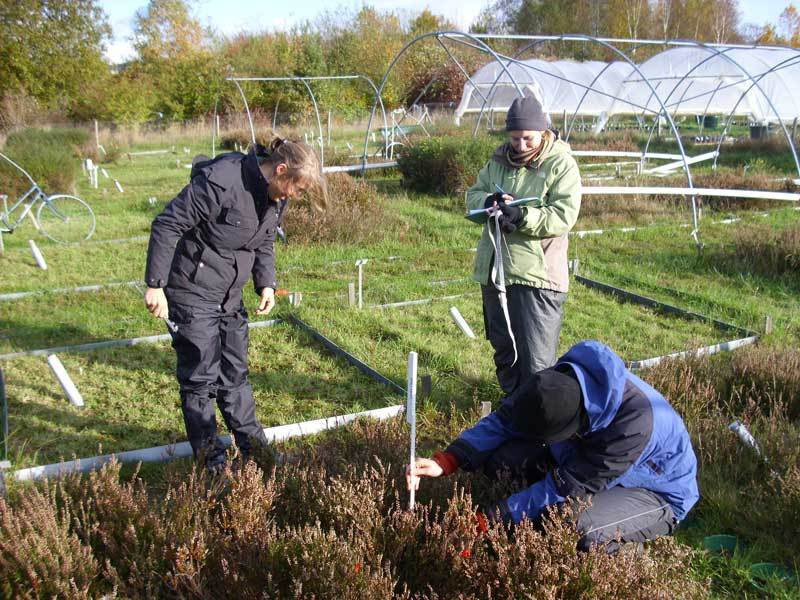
[[36, 195, 96, 243]]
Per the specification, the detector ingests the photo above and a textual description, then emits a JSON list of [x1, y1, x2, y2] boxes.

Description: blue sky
[[99, 0, 793, 64]]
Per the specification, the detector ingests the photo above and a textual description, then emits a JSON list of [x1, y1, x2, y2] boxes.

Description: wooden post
[[764, 315, 774, 335], [356, 260, 367, 309], [348, 282, 356, 307], [94, 119, 100, 151], [563, 109, 567, 133], [327, 110, 332, 145]]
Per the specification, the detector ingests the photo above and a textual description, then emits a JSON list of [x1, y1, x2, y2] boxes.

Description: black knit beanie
[[506, 96, 549, 131], [510, 366, 584, 443]]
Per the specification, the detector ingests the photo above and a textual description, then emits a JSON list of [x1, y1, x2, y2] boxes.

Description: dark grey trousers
[[484, 439, 677, 553], [167, 300, 268, 467], [482, 284, 567, 395]]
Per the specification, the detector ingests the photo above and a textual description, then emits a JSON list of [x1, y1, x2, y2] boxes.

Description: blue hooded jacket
[[446, 340, 699, 524]]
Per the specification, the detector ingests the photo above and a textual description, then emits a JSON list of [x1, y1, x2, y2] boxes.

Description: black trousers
[[167, 300, 267, 466], [482, 284, 567, 395], [484, 439, 677, 553]]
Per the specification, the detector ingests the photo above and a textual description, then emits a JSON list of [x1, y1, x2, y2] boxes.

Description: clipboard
[[465, 196, 541, 224]]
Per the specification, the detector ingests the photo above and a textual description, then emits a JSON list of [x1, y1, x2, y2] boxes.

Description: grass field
[[1, 135, 799, 596]]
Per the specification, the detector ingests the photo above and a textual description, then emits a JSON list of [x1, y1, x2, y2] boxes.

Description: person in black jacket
[[144, 137, 325, 470]]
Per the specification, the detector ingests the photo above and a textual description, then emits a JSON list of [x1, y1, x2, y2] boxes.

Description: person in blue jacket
[[408, 340, 699, 552]]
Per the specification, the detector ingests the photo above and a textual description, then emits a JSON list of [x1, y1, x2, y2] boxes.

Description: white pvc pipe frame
[[11, 404, 405, 482]]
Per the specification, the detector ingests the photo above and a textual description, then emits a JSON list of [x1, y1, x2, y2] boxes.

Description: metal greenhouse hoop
[[227, 74, 390, 168]]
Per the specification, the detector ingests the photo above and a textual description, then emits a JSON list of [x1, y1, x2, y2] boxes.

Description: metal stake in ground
[[407, 351, 418, 511], [356, 259, 368, 309]]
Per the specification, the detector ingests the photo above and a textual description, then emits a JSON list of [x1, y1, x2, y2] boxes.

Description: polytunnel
[[611, 46, 800, 122], [454, 59, 635, 125]]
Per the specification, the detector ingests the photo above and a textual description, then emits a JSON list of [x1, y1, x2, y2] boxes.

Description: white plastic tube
[[46, 354, 84, 407], [11, 403, 404, 481], [449, 306, 476, 338], [28, 240, 47, 270]]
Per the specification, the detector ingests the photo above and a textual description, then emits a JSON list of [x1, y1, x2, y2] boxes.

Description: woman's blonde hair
[[261, 137, 327, 211]]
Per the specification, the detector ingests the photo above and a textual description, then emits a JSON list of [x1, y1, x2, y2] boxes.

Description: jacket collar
[[243, 148, 271, 204]]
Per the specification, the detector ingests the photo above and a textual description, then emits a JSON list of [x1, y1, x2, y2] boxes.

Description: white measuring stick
[[449, 306, 475, 338], [28, 239, 47, 270], [407, 351, 418, 511], [47, 354, 84, 407]]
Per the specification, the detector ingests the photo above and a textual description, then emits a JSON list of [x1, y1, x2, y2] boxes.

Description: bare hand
[[144, 287, 168, 319], [256, 287, 275, 316], [405, 458, 444, 491]]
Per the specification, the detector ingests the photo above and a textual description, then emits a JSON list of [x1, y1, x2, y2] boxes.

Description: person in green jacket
[[466, 96, 582, 394]]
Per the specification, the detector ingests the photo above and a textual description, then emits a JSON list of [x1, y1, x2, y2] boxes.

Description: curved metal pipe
[[230, 78, 257, 147], [712, 53, 800, 173], [361, 31, 525, 172], [687, 42, 800, 176]]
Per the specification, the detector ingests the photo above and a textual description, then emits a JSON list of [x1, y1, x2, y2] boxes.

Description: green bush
[[0, 127, 88, 196], [397, 134, 499, 196]]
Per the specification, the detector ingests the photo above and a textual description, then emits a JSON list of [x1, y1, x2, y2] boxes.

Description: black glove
[[497, 202, 523, 233], [484, 192, 504, 210]]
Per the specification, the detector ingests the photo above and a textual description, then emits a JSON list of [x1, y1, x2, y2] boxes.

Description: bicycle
[[0, 151, 96, 244]]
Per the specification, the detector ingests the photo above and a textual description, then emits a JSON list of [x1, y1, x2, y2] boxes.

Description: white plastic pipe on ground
[[11, 404, 405, 481], [449, 306, 476, 338], [46, 354, 84, 407], [28, 240, 47, 270]]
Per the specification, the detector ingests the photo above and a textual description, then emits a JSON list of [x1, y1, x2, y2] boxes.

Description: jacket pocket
[[193, 246, 228, 290]]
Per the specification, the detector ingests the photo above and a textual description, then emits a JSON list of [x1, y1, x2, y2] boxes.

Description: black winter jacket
[[145, 150, 284, 311]]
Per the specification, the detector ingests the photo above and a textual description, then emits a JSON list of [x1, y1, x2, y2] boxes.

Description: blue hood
[[558, 340, 628, 433]]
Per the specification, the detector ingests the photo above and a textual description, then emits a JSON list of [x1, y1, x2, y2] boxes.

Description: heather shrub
[[283, 172, 405, 245], [397, 134, 498, 196], [729, 222, 800, 279], [0, 482, 97, 599], [219, 127, 277, 151], [0, 415, 709, 598], [641, 345, 800, 563]]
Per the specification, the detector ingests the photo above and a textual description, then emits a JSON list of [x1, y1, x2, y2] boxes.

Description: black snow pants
[[481, 283, 567, 395], [167, 299, 268, 467]]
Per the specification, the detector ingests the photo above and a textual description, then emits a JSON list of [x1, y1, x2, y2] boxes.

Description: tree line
[[1, 0, 798, 130]]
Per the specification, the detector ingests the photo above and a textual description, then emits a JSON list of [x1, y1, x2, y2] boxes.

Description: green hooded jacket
[[466, 138, 582, 293]]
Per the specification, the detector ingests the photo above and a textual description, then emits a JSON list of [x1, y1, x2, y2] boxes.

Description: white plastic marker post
[[47, 354, 84, 407], [449, 306, 476, 338], [114, 180, 124, 193], [101, 168, 109, 179], [356, 259, 368, 309], [28, 240, 47, 270], [407, 351, 418, 511]]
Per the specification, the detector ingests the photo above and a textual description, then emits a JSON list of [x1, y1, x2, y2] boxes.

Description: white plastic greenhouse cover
[[454, 59, 634, 124], [611, 46, 800, 122], [456, 47, 800, 126]]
